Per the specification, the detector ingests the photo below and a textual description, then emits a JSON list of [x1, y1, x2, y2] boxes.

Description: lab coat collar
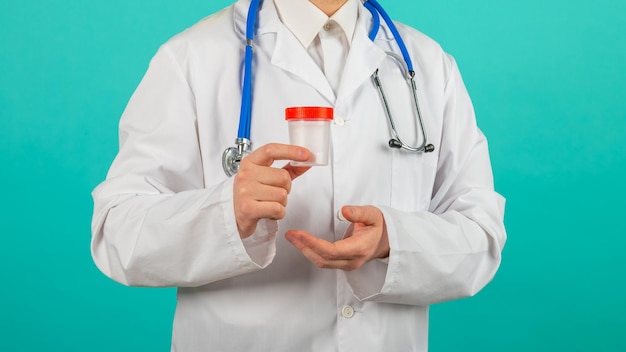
[[273, 0, 358, 49], [233, 0, 281, 39], [272, 21, 336, 101], [233, 0, 390, 103]]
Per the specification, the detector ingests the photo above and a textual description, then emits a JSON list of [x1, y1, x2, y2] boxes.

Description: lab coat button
[[341, 305, 354, 318], [334, 115, 345, 126], [324, 22, 332, 31]]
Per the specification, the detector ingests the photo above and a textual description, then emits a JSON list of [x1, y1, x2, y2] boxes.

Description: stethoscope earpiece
[[389, 139, 403, 149], [388, 139, 436, 153], [373, 51, 433, 155]]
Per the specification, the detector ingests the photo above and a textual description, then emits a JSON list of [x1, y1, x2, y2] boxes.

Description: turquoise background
[[1, 0, 625, 350]]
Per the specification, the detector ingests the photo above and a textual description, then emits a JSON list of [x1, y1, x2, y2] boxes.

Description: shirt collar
[[273, 0, 359, 48]]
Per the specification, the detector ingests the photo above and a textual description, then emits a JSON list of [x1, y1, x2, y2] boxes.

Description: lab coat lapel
[[234, 0, 335, 103], [271, 26, 336, 103], [337, 5, 387, 102]]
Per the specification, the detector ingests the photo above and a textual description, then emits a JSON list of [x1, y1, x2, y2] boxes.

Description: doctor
[[91, 0, 507, 350]]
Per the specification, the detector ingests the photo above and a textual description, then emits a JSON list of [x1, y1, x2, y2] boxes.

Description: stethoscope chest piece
[[222, 138, 252, 177]]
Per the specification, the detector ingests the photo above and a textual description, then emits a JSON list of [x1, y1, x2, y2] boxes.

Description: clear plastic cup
[[285, 106, 334, 166]]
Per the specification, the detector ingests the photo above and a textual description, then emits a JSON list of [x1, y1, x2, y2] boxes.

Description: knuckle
[[279, 169, 291, 187], [237, 200, 254, 217], [271, 203, 286, 220], [234, 168, 253, 184], [261, 144, 275, 158], [234, 185, 252, 201], [278, 188, 289, 205], [238, 157, 254, 171]]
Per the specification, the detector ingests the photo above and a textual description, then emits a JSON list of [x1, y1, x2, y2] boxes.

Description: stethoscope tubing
[[224, 0, 434, 176], [238, 0, 262, 140], [363, 0, 414, 73], [238, 0, 413, 141]]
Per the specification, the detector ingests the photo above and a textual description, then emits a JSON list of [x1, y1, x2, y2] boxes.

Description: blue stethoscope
[[223, 0, 435, 177]]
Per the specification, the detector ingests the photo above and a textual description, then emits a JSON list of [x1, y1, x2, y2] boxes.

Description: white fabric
[[273, 0, 357, 48], [319, 20, 348, 93], [274, 0, 356, 94], [91, 0, 507, 351]]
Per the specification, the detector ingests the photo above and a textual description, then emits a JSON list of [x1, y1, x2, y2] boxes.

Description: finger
[[299, 246, 354, 270], [235, 165, 294, 201], [285, 230, 364, 261], [285, 231, 357, 269], [253, 166, 292, 189], [327, 235, 374, 260], [282, 164, 312, 180], [238, 200, 287, 223], [341, 205, 382, 226], [341, 207, 390, 259], [256, 201, 288, 220], [243, 183, 289, 205], [244, 143, 311, 167]]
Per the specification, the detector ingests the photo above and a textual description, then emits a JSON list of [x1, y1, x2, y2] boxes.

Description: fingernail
[[295, 148, 305, 160]]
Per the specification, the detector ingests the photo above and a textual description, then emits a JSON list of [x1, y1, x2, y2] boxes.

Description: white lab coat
[[91, 0, 506, 351]]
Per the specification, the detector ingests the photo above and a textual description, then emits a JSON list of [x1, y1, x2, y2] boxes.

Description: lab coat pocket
[[389, 151, 437, 212]]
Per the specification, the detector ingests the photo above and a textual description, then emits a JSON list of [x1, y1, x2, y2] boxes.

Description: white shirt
[[273, 0, 357, 48], [274, 0, 358, 93], [91, 0, 507, 351]]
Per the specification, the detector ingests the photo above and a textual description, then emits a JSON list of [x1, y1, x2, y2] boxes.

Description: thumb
[[341, 205, 381, 226], [283, 163, 312, 180], [282, 147, 313, 180]]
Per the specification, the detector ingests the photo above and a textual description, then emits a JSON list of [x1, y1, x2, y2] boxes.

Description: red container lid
[[285, 106, 334, 120]]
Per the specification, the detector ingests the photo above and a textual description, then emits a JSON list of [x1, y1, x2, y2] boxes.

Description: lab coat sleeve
[[91, 44, 278, 287], [344, 57, 506, 306]]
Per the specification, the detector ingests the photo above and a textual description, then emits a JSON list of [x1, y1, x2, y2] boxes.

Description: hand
[[233, 143, 312, 239], [285, 205, 390, 270]]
